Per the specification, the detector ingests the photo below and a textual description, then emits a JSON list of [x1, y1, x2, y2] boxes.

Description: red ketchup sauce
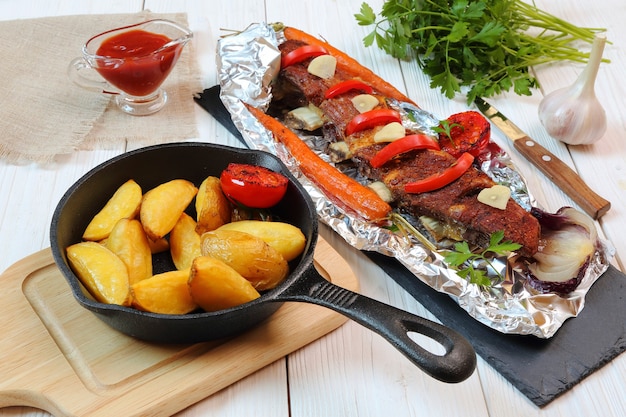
[[95, 29, 183, 97]]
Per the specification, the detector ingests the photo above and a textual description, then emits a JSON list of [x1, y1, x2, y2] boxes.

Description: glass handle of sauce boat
[[68, 57, 119, 95]]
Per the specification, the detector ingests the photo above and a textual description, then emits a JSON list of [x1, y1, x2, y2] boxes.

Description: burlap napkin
[[0, 12, 201, 164]]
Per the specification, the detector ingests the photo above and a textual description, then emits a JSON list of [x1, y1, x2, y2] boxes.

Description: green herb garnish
[[355, 0, 607, 103], [444, 230, 521, 287], [432, 120, 462, 147]]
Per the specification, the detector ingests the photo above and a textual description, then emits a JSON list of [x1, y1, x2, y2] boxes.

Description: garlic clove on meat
[[307, 55, 337, 79], [351, 94, 380, 113], [477, 184, 510, 210], [373, 122, 405, 142], [538, 33, 607, 145]]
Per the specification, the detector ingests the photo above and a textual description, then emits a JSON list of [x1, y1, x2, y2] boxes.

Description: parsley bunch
[[444, 231, 521, 287], [355, 0, 607, 103]]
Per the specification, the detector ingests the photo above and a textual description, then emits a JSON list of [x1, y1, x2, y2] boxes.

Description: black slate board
[[194, 86, 249, 147], [366, 252, 626, 407], [194, 86, 626, 407]]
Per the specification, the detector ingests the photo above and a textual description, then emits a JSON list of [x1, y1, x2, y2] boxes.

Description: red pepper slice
[[345, 109, 402, 136], [324, 79, 374, 99], [404, 152, 475, 193], [370, 134, 441, 168], [220, 163, 289, 208], [281, 45, 329, 68]]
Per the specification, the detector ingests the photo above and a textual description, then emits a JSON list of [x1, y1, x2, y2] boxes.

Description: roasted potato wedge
[[195, 176, 231, 235], [66, 241, 131, 306], [140, 179, 198, 241], [105, 218, 152, 285], [216, 220, 306, 261], [130, 269, 198, 314], [170, 212, 202, 271], [147, 236, 170, 254], [189, 256, 260, 312], [83, 179, 142, 241], [200, 229, 289, 291]]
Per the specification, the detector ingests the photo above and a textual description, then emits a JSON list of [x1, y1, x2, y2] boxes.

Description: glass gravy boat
[[69, 19, 192, 116]]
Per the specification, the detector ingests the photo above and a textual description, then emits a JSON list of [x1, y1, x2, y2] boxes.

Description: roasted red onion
[[526, 207, 598, 293]]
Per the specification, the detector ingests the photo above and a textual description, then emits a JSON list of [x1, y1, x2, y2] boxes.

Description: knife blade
[[474, 97, 610, 220]]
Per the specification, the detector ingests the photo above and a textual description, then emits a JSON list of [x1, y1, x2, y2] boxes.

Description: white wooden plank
[[2, 1, 626, 417], [0, 0, 140, 19]]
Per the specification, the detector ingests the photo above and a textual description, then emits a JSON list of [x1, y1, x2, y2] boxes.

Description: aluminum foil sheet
[[217, 23, 614, 338]]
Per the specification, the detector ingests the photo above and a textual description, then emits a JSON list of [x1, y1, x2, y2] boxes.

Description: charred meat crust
[[273, 40, 355, 109], [273, 39, 541, 256], [353, 145, 540, 255]]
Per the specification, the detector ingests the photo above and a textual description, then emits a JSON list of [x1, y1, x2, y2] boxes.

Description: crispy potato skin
[[201, 229, 289, 291], [140, 179, 198, 241], [147, 236, 170, 254], [216, 220, 306, 261], [73, 173, 305, 314], [195, 176, 231, 235], [83, 179, 142, 241], [170, 212, 202, 271], [106, 218, 152, 285], [131, 269, 198, 314], [189, 256, 260, 312], [66, 241, 131, 306]]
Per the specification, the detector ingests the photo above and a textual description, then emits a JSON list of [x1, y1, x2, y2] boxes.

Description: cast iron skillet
[[50, 142, 476, 383]]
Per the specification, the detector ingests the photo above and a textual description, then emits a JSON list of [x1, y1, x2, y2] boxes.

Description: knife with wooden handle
[[474, 97, 610, 220]]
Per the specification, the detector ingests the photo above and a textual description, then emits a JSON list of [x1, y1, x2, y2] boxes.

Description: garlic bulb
[[538, 34, 607, 145]]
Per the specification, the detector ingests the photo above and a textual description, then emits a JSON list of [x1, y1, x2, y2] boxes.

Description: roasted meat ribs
[[271, 39, 541, 256]]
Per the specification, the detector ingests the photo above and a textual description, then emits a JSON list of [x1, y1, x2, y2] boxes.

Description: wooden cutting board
[[0, 236, 356, 417]]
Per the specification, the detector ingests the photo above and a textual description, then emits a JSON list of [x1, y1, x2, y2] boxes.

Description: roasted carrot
[[283, 26, 416, 106], [245, 103, 392, 222]]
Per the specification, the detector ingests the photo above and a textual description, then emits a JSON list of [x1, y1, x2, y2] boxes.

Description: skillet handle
[[276, 266, 476, 383]]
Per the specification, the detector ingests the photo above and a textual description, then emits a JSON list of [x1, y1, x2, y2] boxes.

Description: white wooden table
[[1, 0, 624, 416]]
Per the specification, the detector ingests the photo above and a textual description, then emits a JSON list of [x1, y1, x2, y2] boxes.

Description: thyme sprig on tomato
[[437, 111, 491, 158], [432, 120, 461, 146]]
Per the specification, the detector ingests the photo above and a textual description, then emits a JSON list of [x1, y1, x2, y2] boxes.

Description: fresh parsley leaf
[[362, 30, 376, 48], [443, 231, 522, 288], [354, 2, 376, 26], [447, 22, 470, 43], [432, 120, 462, 146], [461, 0, 487, 20], [430, 72, 459, 100], [470, 21, 506, 46]]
